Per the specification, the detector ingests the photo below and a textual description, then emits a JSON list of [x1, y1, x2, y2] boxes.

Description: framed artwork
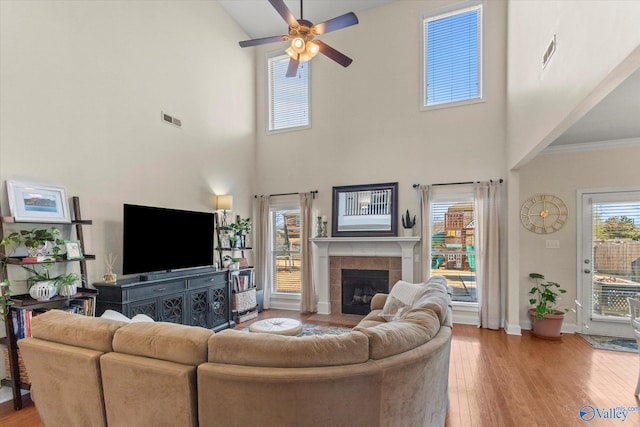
[[65, 240, 83, 259], [6, 180, 71, 223]]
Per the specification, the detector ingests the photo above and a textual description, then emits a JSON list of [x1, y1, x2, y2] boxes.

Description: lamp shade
[[217, 195, 233, 211]]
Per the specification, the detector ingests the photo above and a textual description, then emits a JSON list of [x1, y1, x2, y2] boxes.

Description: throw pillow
[[379, 280, 428, 321]]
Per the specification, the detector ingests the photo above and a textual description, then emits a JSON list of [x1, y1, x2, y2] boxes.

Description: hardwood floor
[[2, 310, 639, 426]]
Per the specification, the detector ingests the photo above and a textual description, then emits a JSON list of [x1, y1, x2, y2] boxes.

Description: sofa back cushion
[[31, 309, 126, 353], [113, 322, 212, 366], [208, 329, 369, 368], [354, 307, 441, 359]]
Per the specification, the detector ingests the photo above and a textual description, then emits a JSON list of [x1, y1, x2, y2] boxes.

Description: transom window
[[267, 52, 310, 133], [422, 2, 483, 109]]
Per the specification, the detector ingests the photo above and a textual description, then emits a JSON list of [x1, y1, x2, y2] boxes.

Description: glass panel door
[[580, 190, 640, 337]]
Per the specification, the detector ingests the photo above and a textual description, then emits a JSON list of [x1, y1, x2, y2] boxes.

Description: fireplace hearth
[[341, 269, 389, 315]]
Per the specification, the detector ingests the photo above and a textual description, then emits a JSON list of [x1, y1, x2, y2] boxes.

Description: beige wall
[[253, 0, 508, 222], [518, 145, 640, 330], [507, 0, 640, 169], [0, 1, 256, 286]]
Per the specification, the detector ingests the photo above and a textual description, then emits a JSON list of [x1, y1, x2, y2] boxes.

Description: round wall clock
[[520, 194, 568, 234]]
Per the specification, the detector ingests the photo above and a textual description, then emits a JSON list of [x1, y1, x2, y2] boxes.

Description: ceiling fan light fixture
[[291, 37, 305, 54], [306, 40, 319, 58]]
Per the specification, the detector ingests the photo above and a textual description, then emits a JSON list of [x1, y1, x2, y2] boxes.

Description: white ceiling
[[550, 67, 640, 147], [218, 0, 640, 150], [218, 0, 396, 40]]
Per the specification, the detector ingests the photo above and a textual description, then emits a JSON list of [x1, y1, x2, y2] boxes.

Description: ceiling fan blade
[[286, 57, 300, 77], [269, 0, 299, 28], [313, 12, 359, 35], [239, 34, 288, 48], [315, 40, 353, 68]]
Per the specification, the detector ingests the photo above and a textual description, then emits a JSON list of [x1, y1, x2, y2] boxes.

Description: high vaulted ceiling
[[219, 0, 640, 150]]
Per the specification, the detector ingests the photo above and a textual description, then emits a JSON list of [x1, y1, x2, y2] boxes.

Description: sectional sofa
[[18, 275, 452, 427]]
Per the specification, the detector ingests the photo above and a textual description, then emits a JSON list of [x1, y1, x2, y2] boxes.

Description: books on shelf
[[231, 269, 254, 292], [10, 296, 96, 339]]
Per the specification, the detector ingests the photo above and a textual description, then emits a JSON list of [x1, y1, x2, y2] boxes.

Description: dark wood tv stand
[[93, 267, 234, 331]]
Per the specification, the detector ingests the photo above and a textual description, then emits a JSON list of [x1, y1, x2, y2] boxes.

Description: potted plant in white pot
[[528, 272, 572, 340], [23, 265, 58, 301], [1, 227, 65, 258], [401, 210, 416, 237]]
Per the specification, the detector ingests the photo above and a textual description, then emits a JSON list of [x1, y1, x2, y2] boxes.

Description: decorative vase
[[29, 281, 57, 301], [104, 273, 117, 283], [529, 308, 565, 340], [59, 283, 78, 297], [27, 242, 49, 257], [316, 216, 323, 238]]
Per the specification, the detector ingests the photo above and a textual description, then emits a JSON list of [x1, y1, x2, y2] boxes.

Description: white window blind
[[423, 4, 482, 108], [267, 54, 310, 132]]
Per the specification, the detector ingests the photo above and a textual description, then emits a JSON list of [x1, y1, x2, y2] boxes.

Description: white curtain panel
[[299, 192, 316, 313], [474, 181, 502, 330], [420, 185, 432, 283], [255, 195, 271, 310]]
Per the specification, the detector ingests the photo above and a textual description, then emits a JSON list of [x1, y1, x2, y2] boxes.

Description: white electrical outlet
[[546, 240, 560, 249]]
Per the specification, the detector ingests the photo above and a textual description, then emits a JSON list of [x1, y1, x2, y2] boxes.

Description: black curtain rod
[[412, 179, 503, 188], [254, 190, 318, 198]]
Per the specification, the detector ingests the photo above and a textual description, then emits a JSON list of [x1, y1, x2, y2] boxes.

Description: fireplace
[[341, 269, 389, 315]]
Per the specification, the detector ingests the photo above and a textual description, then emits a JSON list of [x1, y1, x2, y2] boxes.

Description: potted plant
[[528, 272, 571, 340], [23, 265, 58, 301], [55, 273, 84, 297], [0, 279, 14, 321], [401, 209, 416, 237], [1, 227, 65, 258], [229, 217, 251, 247], [223, 255, 240, 270]]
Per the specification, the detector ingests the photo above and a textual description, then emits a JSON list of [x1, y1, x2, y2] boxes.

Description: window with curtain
[[430, 191, 477, 303], [422, 2, 483, 109], [267, 52, 310, 133]]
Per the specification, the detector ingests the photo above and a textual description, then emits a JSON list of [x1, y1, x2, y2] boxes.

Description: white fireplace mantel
[[310, 237, 420, 314]]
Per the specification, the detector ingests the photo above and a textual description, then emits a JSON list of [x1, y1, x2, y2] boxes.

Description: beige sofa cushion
[[355, 307, 442, 360], [208, 329, 369, 367], [113, 322, 212, 366], [30, 309, 126, 353]]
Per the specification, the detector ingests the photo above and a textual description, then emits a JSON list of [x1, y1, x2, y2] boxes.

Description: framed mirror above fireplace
[[331, 182, 398, 237]]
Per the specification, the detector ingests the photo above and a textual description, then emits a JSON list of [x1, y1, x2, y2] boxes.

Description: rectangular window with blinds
[[267, 53, 310, 133], [422, 3, 483, 109]]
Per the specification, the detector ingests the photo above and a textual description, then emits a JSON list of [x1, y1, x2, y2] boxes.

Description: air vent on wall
[[161, 111, 182, 128], [542, 35, 556, 69]]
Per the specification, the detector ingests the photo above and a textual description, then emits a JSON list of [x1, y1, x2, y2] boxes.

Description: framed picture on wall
[[6, 180, 71, 223], [65, 240, 83, 260]]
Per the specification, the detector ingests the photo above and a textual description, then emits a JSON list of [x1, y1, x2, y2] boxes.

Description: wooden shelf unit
[[0, 196, 95, 410]]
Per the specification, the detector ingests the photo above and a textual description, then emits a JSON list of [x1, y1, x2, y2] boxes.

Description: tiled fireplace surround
[[311, 237, 420, 315]]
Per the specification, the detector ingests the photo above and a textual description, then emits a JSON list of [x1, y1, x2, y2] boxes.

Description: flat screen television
[[122, 204, 215, 276]]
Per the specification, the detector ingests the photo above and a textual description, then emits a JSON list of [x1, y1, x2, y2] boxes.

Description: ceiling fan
[[239, 0, 359, 77]]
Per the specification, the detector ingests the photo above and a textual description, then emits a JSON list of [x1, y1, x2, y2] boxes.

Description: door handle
[[584, 269, 591, 274]]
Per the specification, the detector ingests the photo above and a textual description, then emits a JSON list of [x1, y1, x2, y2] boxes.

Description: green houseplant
[[1, 227, 65, 257], [0, 279, 14, 321], [402, 209, 416, 236], [21, 264, 84, 300], [528, 272, 569, 339]]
